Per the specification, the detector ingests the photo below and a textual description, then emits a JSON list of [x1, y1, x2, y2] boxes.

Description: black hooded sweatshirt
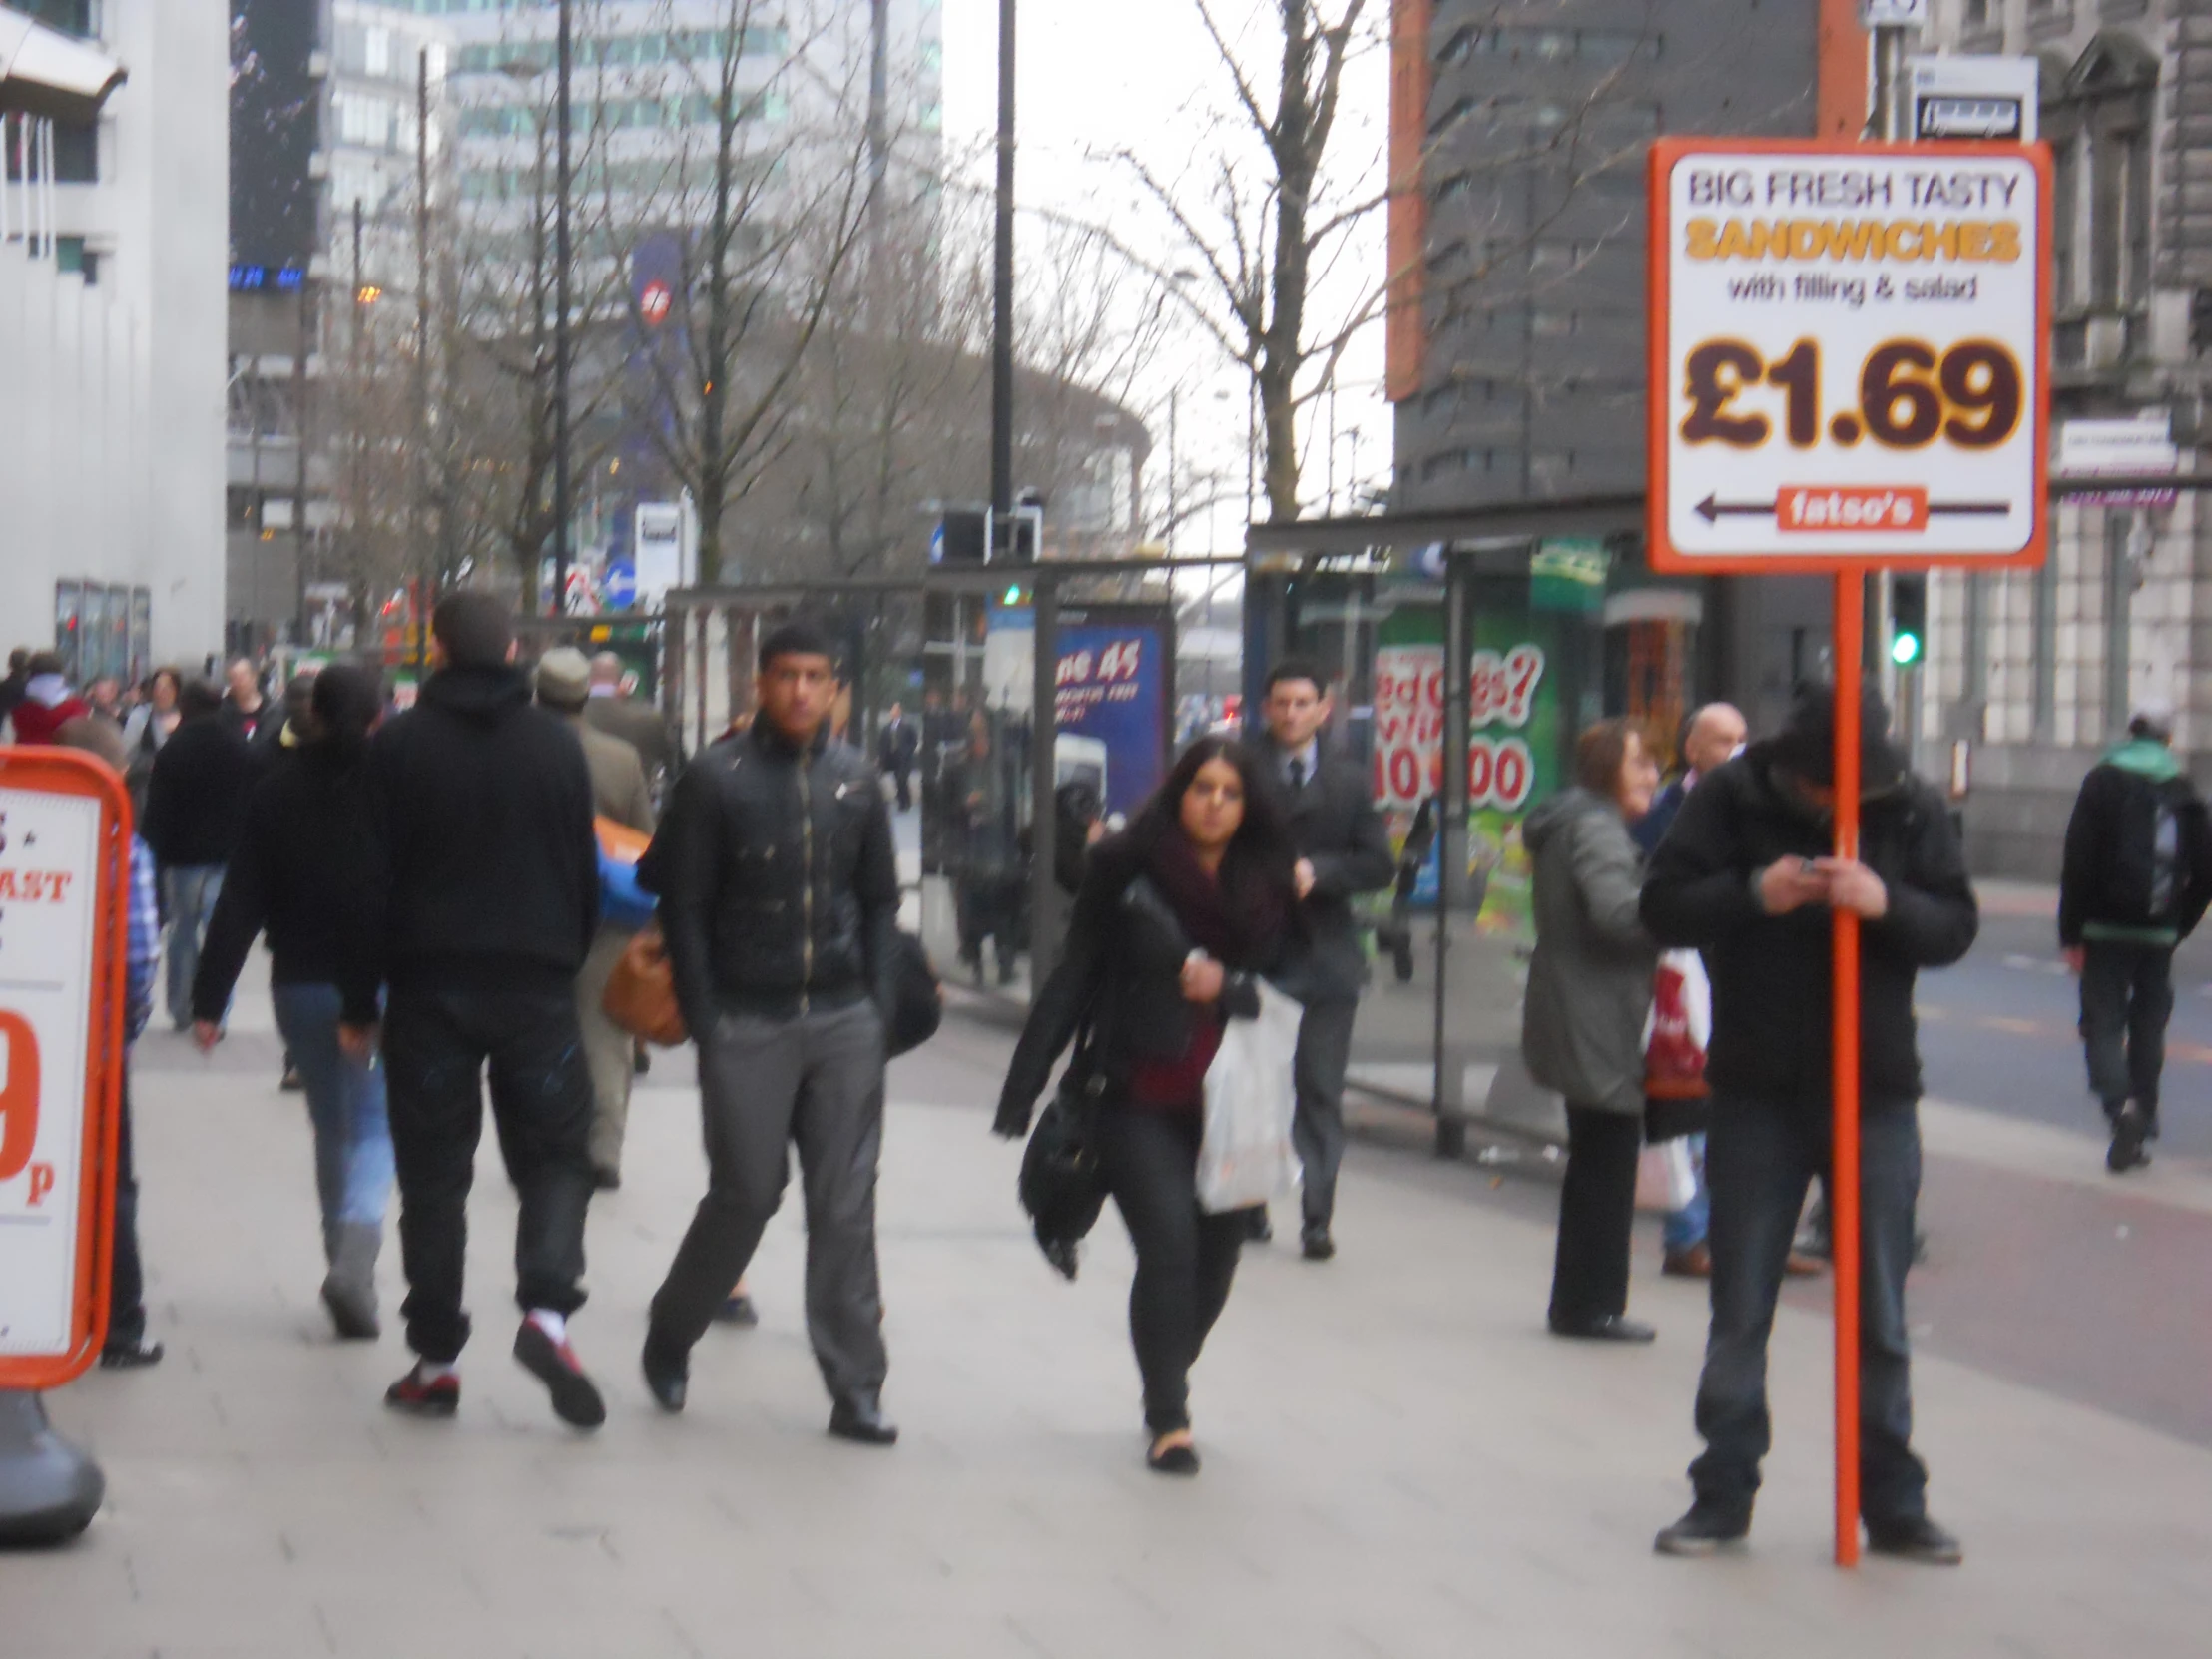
[[1639, 740, 1978, 1113], [342, 664, 598, 1024]]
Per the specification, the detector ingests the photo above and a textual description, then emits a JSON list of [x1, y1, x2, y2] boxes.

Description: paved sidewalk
[[7, 985, 2211, 1656]]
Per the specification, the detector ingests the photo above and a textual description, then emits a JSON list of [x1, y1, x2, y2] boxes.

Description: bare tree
[[1122, 1, 1384, 523], [616, 0, 881, 585]]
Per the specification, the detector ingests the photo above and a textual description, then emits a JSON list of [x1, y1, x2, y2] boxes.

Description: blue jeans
[[273, 983, 393, 1257], [1689, 1098, 1928, 1523], [163, 864, 225, 1029], [1662, 1133, 1710, 1252]]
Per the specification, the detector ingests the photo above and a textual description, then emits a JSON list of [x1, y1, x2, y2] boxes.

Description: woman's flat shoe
[[1548, 1314, 1657, 1344], [1146, 1435, 1201, 1476]]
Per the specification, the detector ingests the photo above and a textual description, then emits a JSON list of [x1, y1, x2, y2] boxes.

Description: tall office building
[[1, 1, 228, 674]]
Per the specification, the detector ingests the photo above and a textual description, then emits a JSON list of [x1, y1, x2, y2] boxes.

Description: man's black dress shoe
[[1547, 1313, 1657, 1344], [829, 1393, 899, 1445], [641, 1335, 689, 1413]]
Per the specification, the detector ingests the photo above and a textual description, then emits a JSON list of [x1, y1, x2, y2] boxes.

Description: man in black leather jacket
[[641, 618, 904, 1444]]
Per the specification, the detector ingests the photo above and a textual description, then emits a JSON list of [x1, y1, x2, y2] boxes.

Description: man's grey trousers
[[648, 999, 888, 1400]]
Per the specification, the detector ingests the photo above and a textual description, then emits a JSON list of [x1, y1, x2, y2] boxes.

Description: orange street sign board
[[1647, 136, 2051, 573]]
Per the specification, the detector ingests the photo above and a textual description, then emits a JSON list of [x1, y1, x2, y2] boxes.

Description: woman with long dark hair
[[190, 665, 396, 1339], [996, 737, 1301, 1474]]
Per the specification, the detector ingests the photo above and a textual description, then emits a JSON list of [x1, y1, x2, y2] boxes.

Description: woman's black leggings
[[1098, 1108, 1248, 1433]]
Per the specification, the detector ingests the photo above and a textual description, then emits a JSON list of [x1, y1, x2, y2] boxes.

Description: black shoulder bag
[[1017, 1018, 1112, 1281]]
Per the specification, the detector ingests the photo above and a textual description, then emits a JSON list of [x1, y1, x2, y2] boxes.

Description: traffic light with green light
[[1890, 575, 1927, 668]]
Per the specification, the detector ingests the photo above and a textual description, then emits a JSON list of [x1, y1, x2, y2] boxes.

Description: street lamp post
[[989, 0, 1015, 526], [553, 0, 574, 611]]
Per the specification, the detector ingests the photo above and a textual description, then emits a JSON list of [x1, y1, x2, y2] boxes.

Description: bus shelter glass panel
[[1267, 553, 1609, 1144]]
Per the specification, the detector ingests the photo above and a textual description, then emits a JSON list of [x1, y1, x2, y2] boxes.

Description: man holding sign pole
[[1640, 685, 1974, 1562]]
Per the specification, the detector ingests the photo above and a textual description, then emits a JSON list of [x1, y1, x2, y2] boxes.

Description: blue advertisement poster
[[1054, 617, 1170, 822]]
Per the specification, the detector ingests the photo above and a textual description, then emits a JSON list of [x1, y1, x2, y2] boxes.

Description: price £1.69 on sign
[[1647, 138, 2050, 571]]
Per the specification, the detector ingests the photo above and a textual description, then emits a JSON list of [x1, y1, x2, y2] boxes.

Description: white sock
[[526, 1309, 567, 1345], [416, 1360, 458, 1382]]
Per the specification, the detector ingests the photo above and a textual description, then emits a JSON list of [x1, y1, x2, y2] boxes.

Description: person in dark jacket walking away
[[1253, 661, 1394, 1259], [142, 678, 261, 1030], [1523, 721, 1662, 1342], [191, 666, 394, 1339], [1641, 683, 1975, 1565], [536, 647, 656, 1187], [638, 620, 904, 1444], [996, 738, 1297, 1475], [0, 646, 29, 731], [582, 650, 677, 798], [877, 701, 919, 812], [340, 594, 607, 1428], [2058, 697, 2212, 1172]]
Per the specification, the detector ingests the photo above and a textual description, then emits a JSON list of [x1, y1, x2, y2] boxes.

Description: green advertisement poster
[[1371, 601, 1563, 938]]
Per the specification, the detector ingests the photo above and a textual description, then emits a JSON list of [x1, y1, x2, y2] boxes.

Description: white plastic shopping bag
[[1197, 978, 1305, 1214], [1633, 1137, 1700, 1214]]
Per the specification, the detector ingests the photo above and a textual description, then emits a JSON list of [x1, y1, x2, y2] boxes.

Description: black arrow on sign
[[1696, 494, 2015, 523]]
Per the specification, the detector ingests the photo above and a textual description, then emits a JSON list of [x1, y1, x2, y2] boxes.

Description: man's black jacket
[[651, 718, 900, 1032], [1640, 745, 1978, 1112], [1263, 741, 1394, 1003], [142, 715, 261, 868], [342, 664, 598, 1024]]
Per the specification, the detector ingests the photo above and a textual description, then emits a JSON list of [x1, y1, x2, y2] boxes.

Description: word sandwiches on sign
[[1648, 140, 2049, 572], [1373, 645, 1545, 813]]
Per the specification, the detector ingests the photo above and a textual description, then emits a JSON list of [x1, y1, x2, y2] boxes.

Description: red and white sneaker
[[514, 1319, 606, 1429], [383, 1364, 460, 1418]]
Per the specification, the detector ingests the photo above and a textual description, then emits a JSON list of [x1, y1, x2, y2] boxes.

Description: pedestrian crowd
[[2, 618, 2205, 1564]]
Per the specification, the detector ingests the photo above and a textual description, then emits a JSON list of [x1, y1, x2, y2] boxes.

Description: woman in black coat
[[996, 737, 1299, 1475], [190, 665, 393, 1341]]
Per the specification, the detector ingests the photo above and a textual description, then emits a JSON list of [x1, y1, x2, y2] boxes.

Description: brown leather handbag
[[602, 924, 688, 1046]]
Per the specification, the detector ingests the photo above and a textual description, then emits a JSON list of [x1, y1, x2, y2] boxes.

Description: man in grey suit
[[1259, 660, 1396, 1259]]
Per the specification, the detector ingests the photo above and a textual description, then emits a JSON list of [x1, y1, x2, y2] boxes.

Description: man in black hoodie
[[143, 678, 261, 1030], [1640, 684, 1976, 1566], [341, 593, 606, 1428]]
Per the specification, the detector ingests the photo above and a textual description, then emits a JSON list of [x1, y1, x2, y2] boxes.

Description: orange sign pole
[[1830, 572, 1865, 1567]]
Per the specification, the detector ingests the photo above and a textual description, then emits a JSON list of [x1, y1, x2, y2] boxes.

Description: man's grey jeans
[[649, 998, 888, 1400]]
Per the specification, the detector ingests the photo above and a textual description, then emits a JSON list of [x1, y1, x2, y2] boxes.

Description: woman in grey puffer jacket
[[1521, 720, 1660, 1343]]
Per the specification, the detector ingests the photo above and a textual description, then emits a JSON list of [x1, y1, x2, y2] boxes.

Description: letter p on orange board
[[0, 747, 131, 1391]]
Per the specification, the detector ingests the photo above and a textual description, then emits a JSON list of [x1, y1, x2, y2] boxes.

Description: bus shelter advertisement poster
[[1371, 612, 1561, 934], [1055, 621, 1169, 823]]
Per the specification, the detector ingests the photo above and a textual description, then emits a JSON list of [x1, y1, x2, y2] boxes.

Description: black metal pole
[[989, 0, 1016, 522], [1029, 569, 1059, 986], [1434, 552, 1472, 1158], [554, 0, 574, 610]]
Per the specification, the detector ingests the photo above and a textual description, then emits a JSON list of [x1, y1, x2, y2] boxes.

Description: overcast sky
[[938, 0, 1390, 553]]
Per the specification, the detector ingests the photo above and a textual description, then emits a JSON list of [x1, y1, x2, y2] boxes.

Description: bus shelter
[[1244, 495, 1721, 1155]]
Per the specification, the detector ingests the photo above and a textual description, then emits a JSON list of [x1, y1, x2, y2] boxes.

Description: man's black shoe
[[2108, 1102, 2151, 1174], [828, 1393, 899, 1446], [1866, 1512, 1963, 1565], [1654, 1499, 1751, 1556], [1300, 1224, 1335, 1262], [592, 1168, 622, 1192], [1547, 1314, 1657, 1344], [1244, 1209, 1273, 1245], [641, 1334, 689, 1413], [712, 1293, 760, 1327], [513, 1320, 607, 1429]]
